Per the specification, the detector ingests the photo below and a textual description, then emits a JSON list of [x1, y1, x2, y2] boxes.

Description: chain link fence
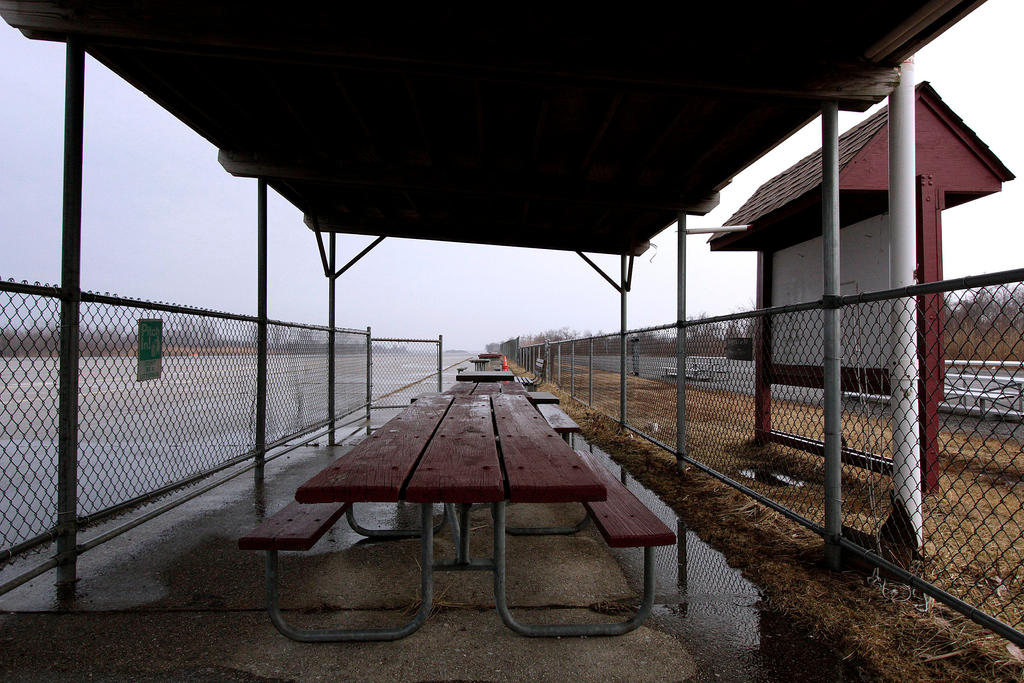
[[370, 337, 442, 410], [0, 283, 61, 553], [0, 278, 370, 573], [510, 267, 1024, 645], [367, 337, 474, 427]]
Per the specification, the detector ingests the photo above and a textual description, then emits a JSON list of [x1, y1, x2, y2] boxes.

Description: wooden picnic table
[[244, 380, 672, 642], [297, 383, 602, 506]]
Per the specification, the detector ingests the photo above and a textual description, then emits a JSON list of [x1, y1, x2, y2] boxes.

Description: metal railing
[[0, 277, 371, 593], [508, 267, 1024, 646]]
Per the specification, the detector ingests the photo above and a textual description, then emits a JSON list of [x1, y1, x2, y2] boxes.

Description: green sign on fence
[[137, 318, 163, 381]]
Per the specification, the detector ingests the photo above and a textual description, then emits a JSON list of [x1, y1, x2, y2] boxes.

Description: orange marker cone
[[502, 355, 509, 370]]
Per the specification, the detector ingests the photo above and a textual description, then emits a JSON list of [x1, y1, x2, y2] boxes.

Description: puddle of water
[[577, 438, 853, 682]]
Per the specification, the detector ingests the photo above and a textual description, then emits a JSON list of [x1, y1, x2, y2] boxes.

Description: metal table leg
[[492, 501, 656, 637], [506, 504, 590, 536], [263, 503, 434, 641], [346, 502, 448, 539]]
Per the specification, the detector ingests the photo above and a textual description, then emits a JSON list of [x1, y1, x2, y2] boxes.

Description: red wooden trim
[[405, 396, 504, 503], [918, 93, 1015, 182], [296, 394, 453, 503], [493, 394, 605, 503], [770, 363, 890, 395], [238, 501, 350, 551], [916, 176, 943, 492], [576, 450, 676, 547], [754, 250, 772, 442]]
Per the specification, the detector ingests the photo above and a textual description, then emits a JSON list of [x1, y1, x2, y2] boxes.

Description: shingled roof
[[725, 105, 889, 227], [711, 82, 1013, 253]]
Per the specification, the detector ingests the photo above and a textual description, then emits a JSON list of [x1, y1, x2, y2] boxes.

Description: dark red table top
[[296, 384, 605, 505]]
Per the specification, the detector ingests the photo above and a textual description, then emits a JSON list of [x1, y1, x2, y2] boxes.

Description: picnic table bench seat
[[514, 356, 546, 389], [575, 450, 676, 548], [238, 501, 350, 551]]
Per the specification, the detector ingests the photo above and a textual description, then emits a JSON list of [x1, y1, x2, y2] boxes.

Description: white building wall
[[770, 214, 892, 368]]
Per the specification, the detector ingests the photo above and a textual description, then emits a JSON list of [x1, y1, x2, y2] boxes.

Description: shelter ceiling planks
[[1, 0, 988, 255]]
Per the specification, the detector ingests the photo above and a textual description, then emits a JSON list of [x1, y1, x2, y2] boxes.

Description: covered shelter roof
[[1, 1, 991, 255], [710, 82, 1014, 253]]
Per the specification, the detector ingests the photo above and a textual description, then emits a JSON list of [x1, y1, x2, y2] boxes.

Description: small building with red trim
[[709, 82, 1014, 491]]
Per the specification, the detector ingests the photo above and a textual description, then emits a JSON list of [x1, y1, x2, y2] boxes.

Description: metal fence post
[[588, 338, 594, 406], [544, 340, 550, 383], [56, 38, 85, 586], [620, 255, 627, 425], [821, 101, 843, 570], [366, 326, 372, 434], [255, 178, 268, 483], [327, 233, 336, 447], [557, 343, 562, 387], [676, 212, 687, 471], [437, 334, 443, 392], [571, 341, 575, 399]]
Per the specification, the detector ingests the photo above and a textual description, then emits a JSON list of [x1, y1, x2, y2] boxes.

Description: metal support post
[[588, 338, 594, 406], [570, 341, 575, 398], [544, 341, 550, 383], [56, 38, 85, 586], [620, 255, 627, 425], [676, 212, 687, 471], [327, 234, 336, 447], [254, 179, 268, 482], [557, 343, 562, 387], [889, 59, 923, 549], [366, 326, 372, 434], [437, 334, 443, 392], [821, 101, 843, 570]]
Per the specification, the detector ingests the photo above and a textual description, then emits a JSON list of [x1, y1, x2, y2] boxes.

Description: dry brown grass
[[543, 361, 1024, 632], [517, 364, 1024, 681]]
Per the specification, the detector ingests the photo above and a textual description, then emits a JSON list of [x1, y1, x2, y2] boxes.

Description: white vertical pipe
[[821, 101, 843, 571], [888, 59, 923, 548]]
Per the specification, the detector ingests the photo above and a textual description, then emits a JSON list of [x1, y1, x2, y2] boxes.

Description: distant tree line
[[945, 286, 1024, 362]]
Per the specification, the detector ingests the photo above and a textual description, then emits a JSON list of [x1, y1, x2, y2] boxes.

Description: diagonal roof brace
[[311, 215, 386, 280], [577, 252, 633, 293], [332, 236, 386, 280]]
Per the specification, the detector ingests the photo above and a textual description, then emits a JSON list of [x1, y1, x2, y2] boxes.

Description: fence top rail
[[2, 279, 372, 335], [372, 337, 440, 344], [840, 266, 1024, 305], [268, 319, 368, 335], [81, 291, 260, 322], [512, 266, 1024, 347], [0, 279, 60, 298]]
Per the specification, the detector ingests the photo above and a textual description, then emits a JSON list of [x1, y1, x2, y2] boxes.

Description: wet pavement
[[0, 425, 857, 681], [577, 439, 858, 682]]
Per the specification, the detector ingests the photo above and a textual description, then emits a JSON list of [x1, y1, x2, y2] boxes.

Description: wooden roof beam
[[219, 150, 720, 214], [303, 213, 651, 257]]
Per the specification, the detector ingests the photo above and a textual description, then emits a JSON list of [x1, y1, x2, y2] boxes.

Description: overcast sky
[[1, 0, 1021, 352]]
